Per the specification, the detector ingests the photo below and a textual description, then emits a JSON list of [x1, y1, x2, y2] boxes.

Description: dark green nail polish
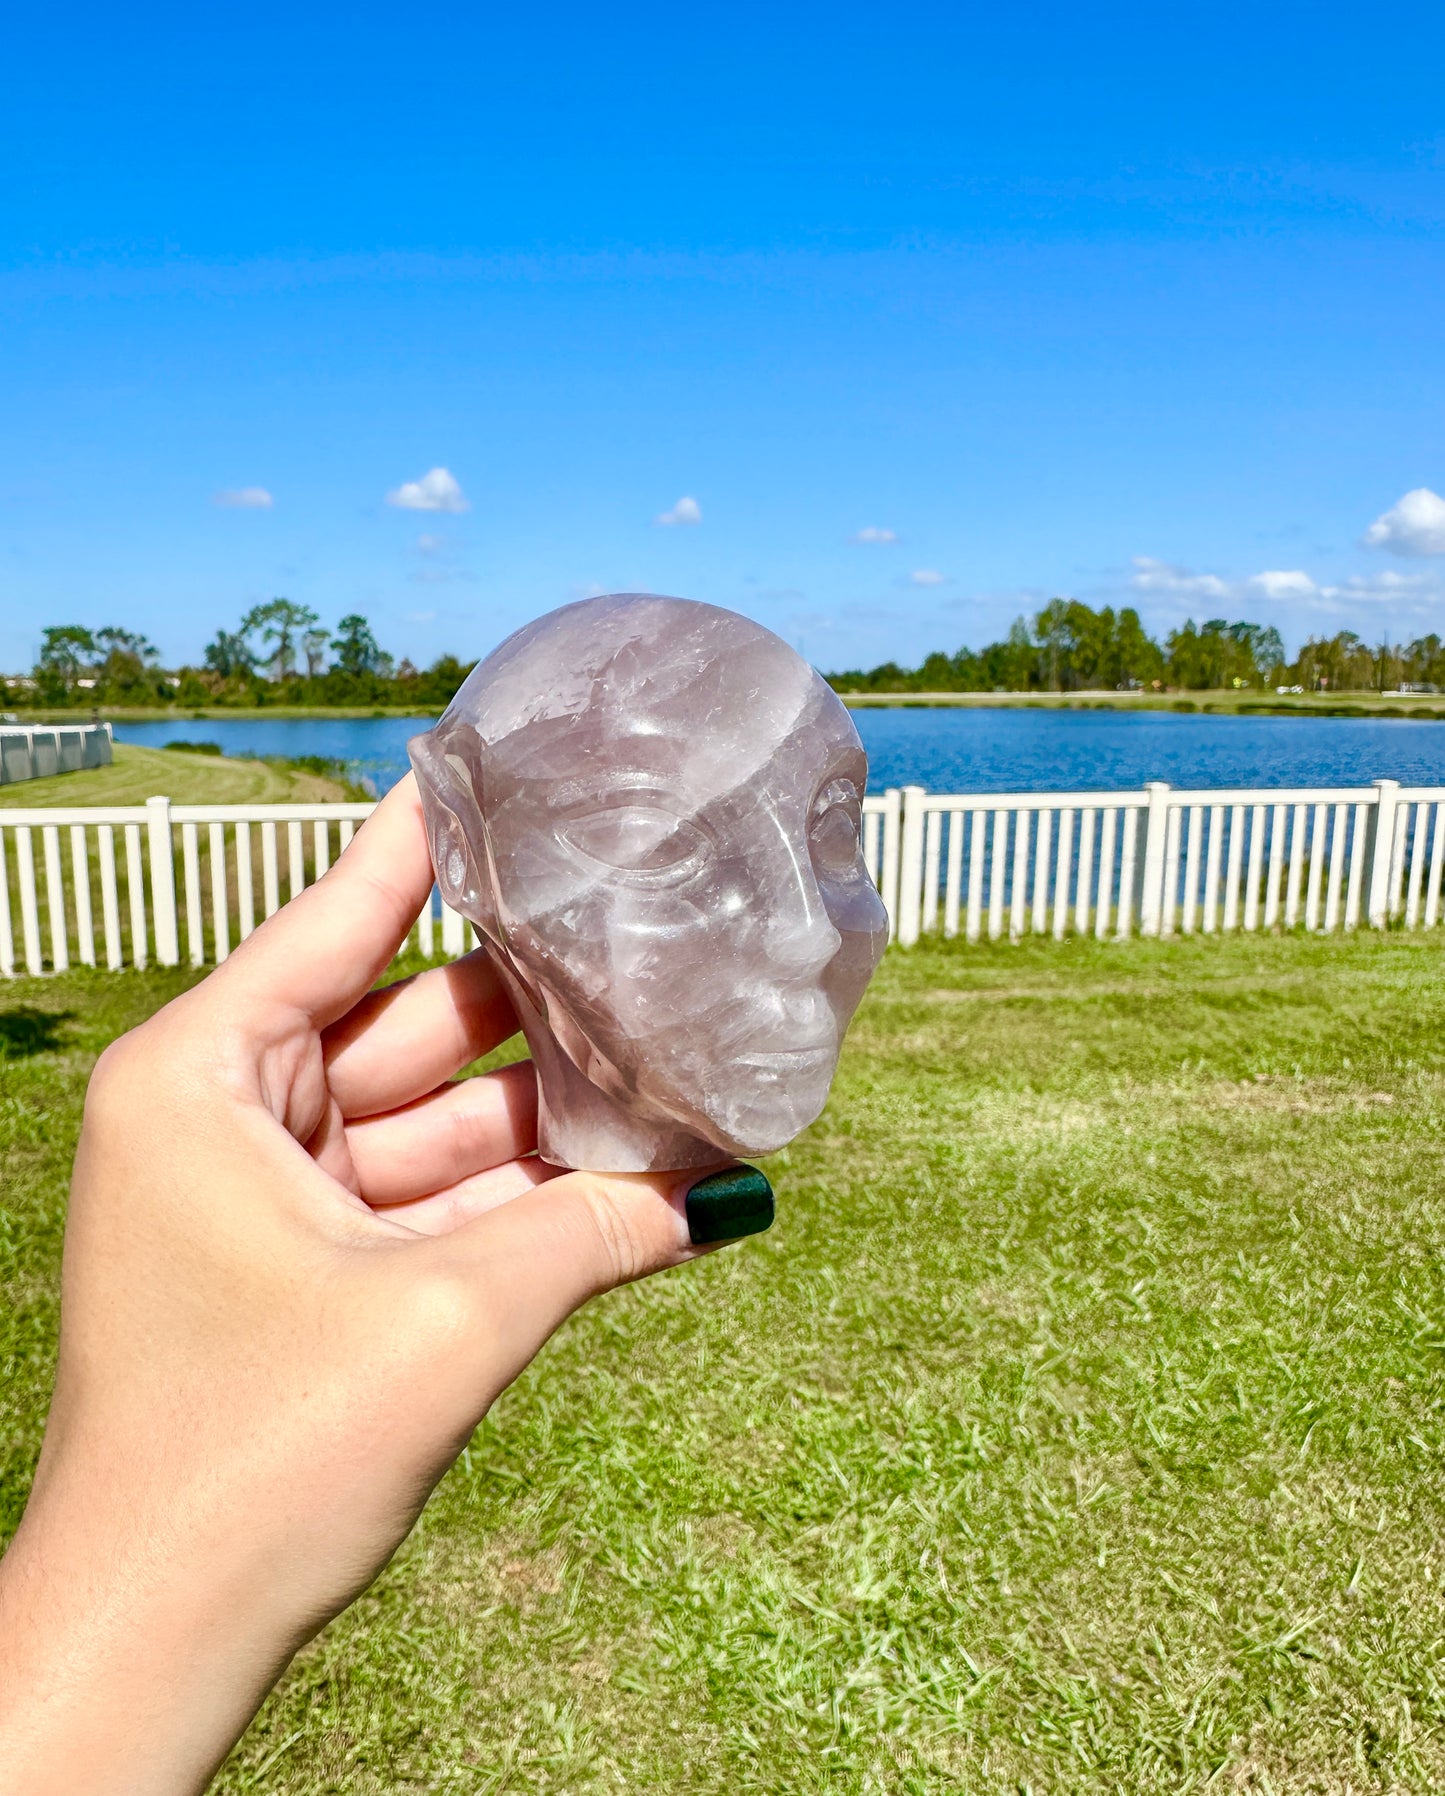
[[686, 1166, 774, 1245]]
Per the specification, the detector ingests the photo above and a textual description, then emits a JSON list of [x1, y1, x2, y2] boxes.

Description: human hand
[[0, 775, 773, 1795]]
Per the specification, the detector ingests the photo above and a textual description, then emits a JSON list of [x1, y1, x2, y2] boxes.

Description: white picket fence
[[0, 799, 470, 977], [1, 780, 1443, 975], [866, 779, 1445, 947]]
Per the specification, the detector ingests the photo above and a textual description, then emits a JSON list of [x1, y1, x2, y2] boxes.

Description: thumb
[[434, 1162, 774, 1365]]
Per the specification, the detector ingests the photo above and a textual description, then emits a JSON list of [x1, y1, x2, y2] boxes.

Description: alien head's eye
[[809, 778, 863, 873], [431, 810, 471, 901], [558, 805, 709, 879]]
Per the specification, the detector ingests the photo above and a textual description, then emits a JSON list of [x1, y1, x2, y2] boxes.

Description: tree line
[[15, 595, 1445, 710], [826, 600, 1445, 695], [15, 600, 474, 709]]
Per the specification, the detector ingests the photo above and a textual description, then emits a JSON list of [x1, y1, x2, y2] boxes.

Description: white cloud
[[1361, 487, 1445, 557], [1247, 569, 1318, 600], [910, 567, 945, 586], [1318, 569, 1445, 604], [412, 565, 475, 586], [213, 486, 273, 509], [406, 609, 437, 623], [1103, 542, 1445, 624], [386, 467, 470, 514], [852, 525, 898, 544], [416, 533, 442, 554], [654, 495, 702, 527], [1129, 556, 1229, 599], [1123, 556, 1320, 610]]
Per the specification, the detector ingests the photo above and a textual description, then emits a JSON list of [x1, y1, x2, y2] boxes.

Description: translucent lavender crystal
[[409, 594, 887, 1172]]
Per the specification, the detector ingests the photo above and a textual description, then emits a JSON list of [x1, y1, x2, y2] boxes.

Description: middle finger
[[323, 948, 518, 1118]]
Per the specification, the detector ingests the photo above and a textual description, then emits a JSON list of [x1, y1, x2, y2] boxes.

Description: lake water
[[113, 707, 1445, 796]]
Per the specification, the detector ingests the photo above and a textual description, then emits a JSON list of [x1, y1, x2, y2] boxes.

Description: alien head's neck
[[488, 955, 724, 1174]]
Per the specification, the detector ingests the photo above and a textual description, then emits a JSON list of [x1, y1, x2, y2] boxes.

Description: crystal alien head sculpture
[[408, 593, 889, 1173]]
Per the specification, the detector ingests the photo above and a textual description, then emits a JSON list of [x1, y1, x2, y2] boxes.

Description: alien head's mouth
[[732, 1045, 835, 1075]]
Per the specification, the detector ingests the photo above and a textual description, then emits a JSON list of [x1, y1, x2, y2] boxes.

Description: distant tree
[[1165, 618, 1284, 690], [1166, 619, 1224, 689], [95, 626, 159, 663], [84, 627, 165, 705], [38, 625, 98, 682], [1294, 631, 1373, 692], [1028, 599, 1164, 691], [1404, 634, 1445, 689], [823, 603, 1174, 696], [945, 647, 988, 690], [1250, 625, 1286, 686], [1033, 599, 1074, 691], [999, 618, 1037, 691], [330, 614, 384, 677], [204, 629, 256, 680], [241, 598, 320, 681], [1115, 607, 1164, 687], [1373, 637, 1402, 692], [97, 650, 164, 705], [915, 650, 959, 690], [35, 625, 99, 701], [414, 654, 474, 706], [1064, 601, 1115, 688], [173, 666, 213, 706], [302, 627, 330, 679]]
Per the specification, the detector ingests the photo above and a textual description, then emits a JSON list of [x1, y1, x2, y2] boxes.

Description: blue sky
[[3, 1, 1444, 675]]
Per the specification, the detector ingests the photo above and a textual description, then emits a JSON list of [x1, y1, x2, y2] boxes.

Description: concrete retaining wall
[[0, 723, 114, 785]]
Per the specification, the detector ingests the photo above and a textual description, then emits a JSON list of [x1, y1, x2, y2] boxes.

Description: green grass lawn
[[1, 741, 354, 808], [5, 932, 1445, 1791]]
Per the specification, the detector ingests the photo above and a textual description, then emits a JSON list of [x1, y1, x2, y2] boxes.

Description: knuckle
[[83, 1009, 237, 1139], [576, 1179, 647, 1289], [408, 1261, 480, 1350], [443, 1088, 490, 1177], [83, 1031, 148, 1128]]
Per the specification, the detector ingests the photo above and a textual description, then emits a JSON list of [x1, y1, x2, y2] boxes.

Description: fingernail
[[685, 1165, 774, 1245]]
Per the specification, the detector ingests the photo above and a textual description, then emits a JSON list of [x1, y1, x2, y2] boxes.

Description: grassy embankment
[[5, 928, 1445, 1791], [0, 742, 357, 808]]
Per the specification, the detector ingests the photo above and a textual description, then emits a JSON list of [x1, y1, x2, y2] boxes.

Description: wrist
[[0, 1493, 295, 1796]]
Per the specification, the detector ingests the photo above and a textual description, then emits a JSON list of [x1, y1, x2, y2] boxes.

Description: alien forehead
[[482, 703, 861, 819], [539, 767, 692, 810]]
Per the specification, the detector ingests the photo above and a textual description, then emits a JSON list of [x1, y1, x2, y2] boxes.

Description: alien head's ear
[[406, 725, 498, 936]]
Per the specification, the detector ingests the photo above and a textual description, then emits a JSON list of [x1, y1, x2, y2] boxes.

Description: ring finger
[[346, 1061, 539, 1203]]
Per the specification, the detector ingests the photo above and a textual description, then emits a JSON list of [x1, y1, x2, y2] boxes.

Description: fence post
[[146, 794, 180, 967], [879, 788, 903, 941], [897, 786, 928, 947], [1138, 781, 1172, 937], [440, 902, 468, 958], [1366, 779, 1400, 929]]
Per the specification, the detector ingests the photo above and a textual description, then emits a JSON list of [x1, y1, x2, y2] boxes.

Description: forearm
[[0, 775, 752, 1788], [0, 1504, 291, 1796]]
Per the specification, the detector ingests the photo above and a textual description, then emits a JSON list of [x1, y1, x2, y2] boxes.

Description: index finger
[[217, 773, 435, 1027]]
